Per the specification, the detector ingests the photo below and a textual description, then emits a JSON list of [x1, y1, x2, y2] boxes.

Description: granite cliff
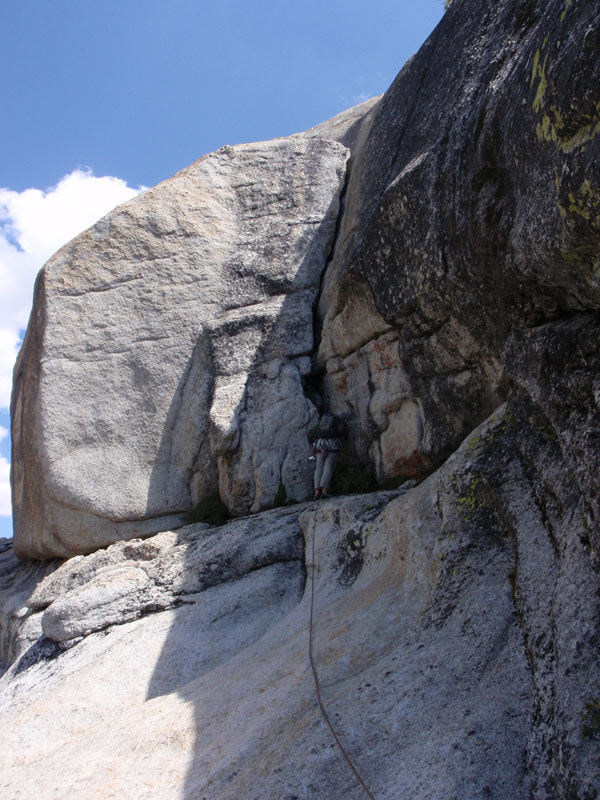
[[2, 0, 600, 797]]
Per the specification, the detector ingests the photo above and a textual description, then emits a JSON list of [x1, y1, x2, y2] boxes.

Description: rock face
[[318, 0, 600, 484], [3, 0, 600, 797], [12, 136, 349, 559], [2, 401, 599, 799], [0, 538, 56, 673]]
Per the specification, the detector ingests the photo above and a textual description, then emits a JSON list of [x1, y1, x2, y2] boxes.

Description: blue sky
[[0, 0, 445, 541]]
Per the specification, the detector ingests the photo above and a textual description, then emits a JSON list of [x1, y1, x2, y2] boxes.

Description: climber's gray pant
[[314, 451, 338, 490]]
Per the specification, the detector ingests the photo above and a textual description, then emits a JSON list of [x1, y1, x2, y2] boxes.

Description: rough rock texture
[[0, 539, 57, 673], [12, 137, 349, 559], [294, 94, 381, 152], [3, 0, 600, 797], [318, 0, 600, 483], [28, 507, 304, 642], [2, 401, 599, 799]]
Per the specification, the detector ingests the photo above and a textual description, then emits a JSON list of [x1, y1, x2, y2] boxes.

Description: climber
[[308, 411, 347, 499]]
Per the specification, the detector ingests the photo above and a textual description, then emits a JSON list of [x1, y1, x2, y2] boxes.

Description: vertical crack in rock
[[311, 145, 353, 362]]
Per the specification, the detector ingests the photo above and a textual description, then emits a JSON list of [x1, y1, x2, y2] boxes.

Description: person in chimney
[[307, 411, 347, 500]]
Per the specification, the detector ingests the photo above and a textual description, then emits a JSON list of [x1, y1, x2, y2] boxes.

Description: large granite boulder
[[318, 0, 600, 483], [12, 136, 350, 559]]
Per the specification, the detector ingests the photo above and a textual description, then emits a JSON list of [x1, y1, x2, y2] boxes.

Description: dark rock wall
[[507, 313, 600, 536], [452, 395, 600, 798], [319, 0, 600, 476]]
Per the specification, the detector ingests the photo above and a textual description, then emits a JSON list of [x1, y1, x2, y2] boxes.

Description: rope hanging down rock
[[308, 515, 376, 800]]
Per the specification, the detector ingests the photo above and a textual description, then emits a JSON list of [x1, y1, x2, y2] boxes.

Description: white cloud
[[0, 169, 143, 409]]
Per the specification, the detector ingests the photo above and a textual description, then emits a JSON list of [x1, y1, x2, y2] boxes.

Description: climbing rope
[[308, 516, 376, 800]]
